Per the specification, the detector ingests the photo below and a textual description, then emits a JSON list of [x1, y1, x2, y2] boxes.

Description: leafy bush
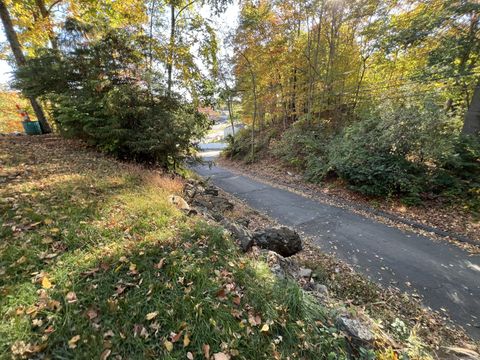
[[272, 118, 334, 176], [432, 135, 480, 211], [15, 26, 210, 169], [326, 99, 458, 199], [223, 128, 251, 160], [269, 98, 480, 207], [223, 127, 276, 163]]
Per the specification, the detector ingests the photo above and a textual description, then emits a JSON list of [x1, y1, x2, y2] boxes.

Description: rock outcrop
[[253, 227, 302, 257]]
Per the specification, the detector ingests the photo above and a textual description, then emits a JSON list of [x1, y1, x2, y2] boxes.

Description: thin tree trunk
[[239, 51, 257, 161], [227, 96, 235, 137], [167, 3, 175, 96], [147, 0, 156, 105], [274, 68, 288, 129], [462, 81, 480, 136], [289, 17, 302, 124], [353, 56, 368, 111], [35, 0, 58, 50], [0, 0, 51, 133], [325, 19, 337, 105], [307, 2, 324, 123]]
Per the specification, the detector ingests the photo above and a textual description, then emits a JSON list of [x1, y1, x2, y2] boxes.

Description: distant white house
[[223, 124, 244, 138]]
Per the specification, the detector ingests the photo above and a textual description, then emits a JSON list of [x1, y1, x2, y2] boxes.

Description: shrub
[[15, 27, 209, 169], [325, 99, 459, 199], [223, 127, 276, 162], [432, 135, 480, 211], [0, 91, 29, 133], [329, 140, 426, 199], [270, 98, 476, 203], [272, 117, 334, 177], [223, 128, 251, 160]]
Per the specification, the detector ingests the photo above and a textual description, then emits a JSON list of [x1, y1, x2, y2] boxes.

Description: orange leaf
[[171, 331, 182, 343], [216, 288, 226, 299]]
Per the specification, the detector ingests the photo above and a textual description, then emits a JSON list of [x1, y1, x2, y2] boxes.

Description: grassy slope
[[0, 136, 347, 359]]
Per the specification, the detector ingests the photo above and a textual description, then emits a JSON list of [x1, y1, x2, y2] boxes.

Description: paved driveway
[[195, 162, 480, 340]]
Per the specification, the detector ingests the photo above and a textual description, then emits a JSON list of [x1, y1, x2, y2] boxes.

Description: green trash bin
[[22, 121, 42, 135]]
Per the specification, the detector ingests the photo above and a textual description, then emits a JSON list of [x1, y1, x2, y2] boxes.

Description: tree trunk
[[307, 3, 324, 123], [0, 0, 51, 133], [227, 97, 235, 138], [239, 51, 257, 161], [167, 3, 175, 96], [35, 0, 58, 50], [462, 81, 480, 136], [147, 0, 156, 105], [352, 56, 368, 111]]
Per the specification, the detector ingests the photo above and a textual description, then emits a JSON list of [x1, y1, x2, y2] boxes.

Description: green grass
[[0, 136, 347, 359]]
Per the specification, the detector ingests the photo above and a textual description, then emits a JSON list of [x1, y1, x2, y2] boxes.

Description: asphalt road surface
[[195, 158, 480, 340]]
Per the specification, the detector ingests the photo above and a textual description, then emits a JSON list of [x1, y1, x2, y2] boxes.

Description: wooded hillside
[[226, 0, 479, 210]]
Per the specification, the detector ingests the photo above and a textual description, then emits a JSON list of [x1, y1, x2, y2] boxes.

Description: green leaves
[[15, 27, 210, 169]]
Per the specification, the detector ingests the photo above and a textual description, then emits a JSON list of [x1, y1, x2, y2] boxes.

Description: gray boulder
[[209, 196, 234, 212], [313, 283, 329, 297], [183, 185, 197, 199], [221, 219, 253, 252], [265, 251, 297, 280], [204, 185, 219, 196], [191, 195, 234, 214], [298, 267, 312, 280], [236, 217, 250, 228], [336, 316, 374, 346], [253, 227, 302, 257]]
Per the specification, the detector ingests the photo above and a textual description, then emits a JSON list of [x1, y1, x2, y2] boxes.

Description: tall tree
[[0, 0, 51, 133], [34, 0, 59, 50], [463, 82, 480, 135], [164, 0, 228, 98]]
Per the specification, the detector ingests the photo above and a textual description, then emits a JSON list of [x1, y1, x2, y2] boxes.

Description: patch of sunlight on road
[[448, 290, 464, 305], [199, 149, 223, 159], [465, 261, 480, 272]]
